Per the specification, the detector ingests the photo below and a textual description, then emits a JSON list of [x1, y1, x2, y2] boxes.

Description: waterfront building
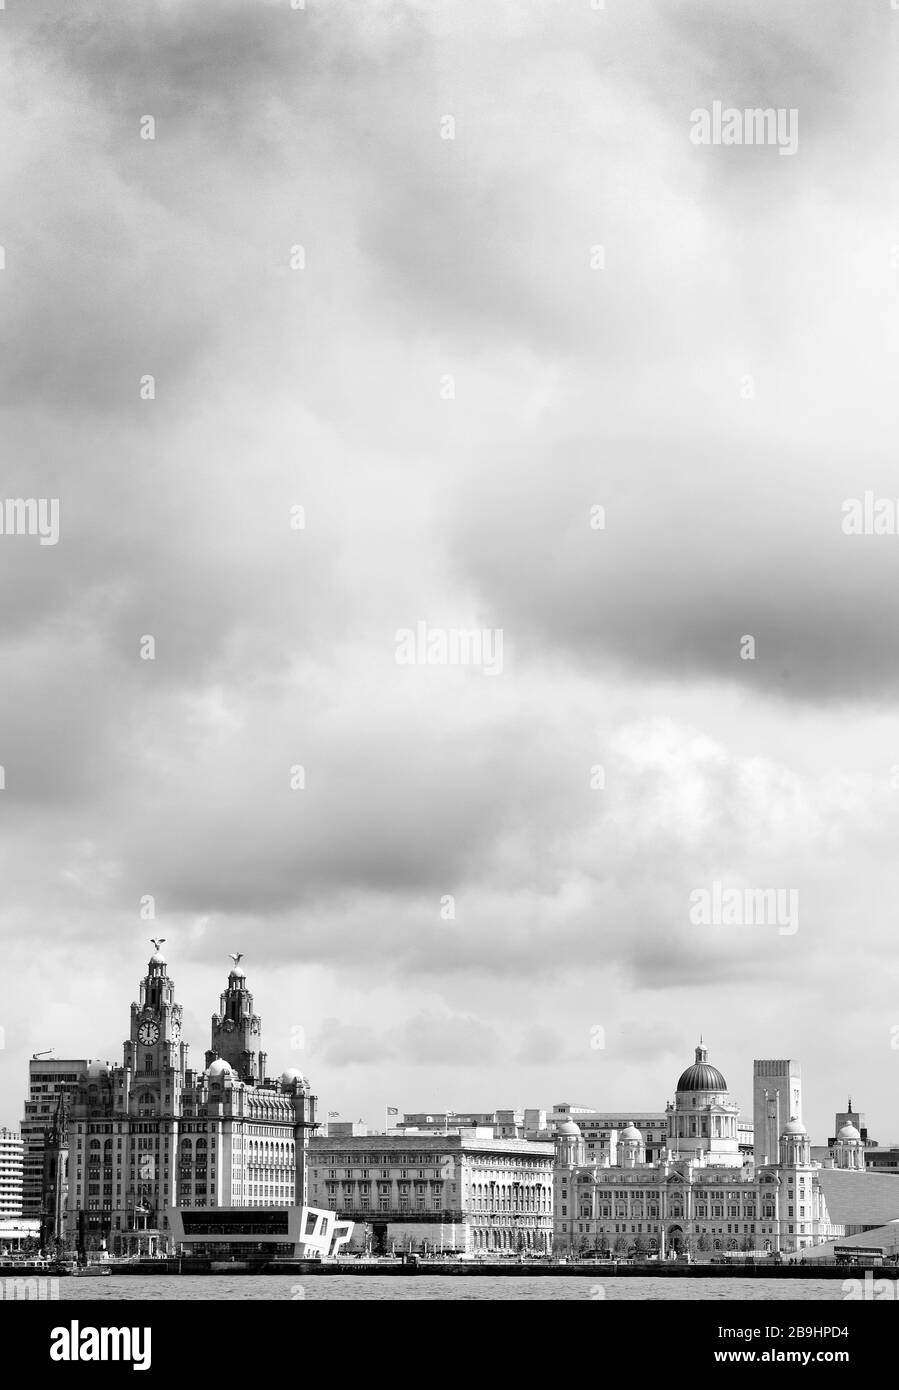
[[167, 1204, 353, 1259], [811, 1103, 880, 1167], [62, 947, 319, 1255], [555, 1043, 842, 1256], [0, 1127, 24, 1218], [753, 1060, 802, 1166], [204, 957, 267, 1083], [830, 1123, 866, 1171], [827, 1102, 876, 1149], [394, 1109, 547, 1140], [553, 1108, 669, 1164], [0, 1217, 40, 1252], [308, 1134, 555, 1254], [21, 1058, 89, 1221], [554, 1096, 754, 1166], [861, 1148, 899, 1173]]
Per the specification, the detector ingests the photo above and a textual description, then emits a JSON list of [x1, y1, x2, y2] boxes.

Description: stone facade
[[554, 1045, 846, 1257], [62, 948, 317, 1255], [309, 1134, 555, 1253]]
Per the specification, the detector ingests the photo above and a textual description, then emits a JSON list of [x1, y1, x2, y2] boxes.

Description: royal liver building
[[63, 946, 318, 1255]]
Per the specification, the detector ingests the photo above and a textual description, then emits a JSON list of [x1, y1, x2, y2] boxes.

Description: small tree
[[697, 1232, 713, 1253], [598, 1232, 610, 1256], [740, 1235, 754, 1253], [634, 1234, 651, 1258], [613, 1235, 629, 1256]]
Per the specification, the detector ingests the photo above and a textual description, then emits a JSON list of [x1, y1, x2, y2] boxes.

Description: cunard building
[[63, 946, 319, 1255]]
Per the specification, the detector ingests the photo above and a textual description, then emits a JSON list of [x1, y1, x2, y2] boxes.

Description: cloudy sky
[[2, 0, 899, 1144]]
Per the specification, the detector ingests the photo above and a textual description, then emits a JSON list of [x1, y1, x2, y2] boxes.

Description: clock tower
[[205, 956, 267, 1084], [125, 943, 187, 1111]]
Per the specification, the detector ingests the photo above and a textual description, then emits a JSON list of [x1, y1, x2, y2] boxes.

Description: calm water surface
[[56, 1275, 847, 1301]]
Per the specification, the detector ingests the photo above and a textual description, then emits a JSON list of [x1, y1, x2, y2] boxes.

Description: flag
[[328, 1111, 339, 1117], [386, 1106, 399, 1116]]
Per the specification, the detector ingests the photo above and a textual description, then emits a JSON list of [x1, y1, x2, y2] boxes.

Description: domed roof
[[228, 965, 246, 979], [149, 951, 167, 966], [556, 1119, 582, 1137], [83, 1061, 111, 1079], [207, 1059, 234, 1082], [677, 1041, 727, 1093], [280, 1068, 306, 1088], [783, 1118, 807, 1136], [837, 1123, 861, 1141], [619, 1122, 643, 1143]]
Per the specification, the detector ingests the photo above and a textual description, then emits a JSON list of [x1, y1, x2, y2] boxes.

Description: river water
[[53, 1275, 849, 1301]]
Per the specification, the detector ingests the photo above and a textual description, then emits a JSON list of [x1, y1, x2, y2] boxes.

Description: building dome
[[228, 965, 246, 980], [556, 1119, 582, 1137], [677, 1041, 727, 1092], [783, 1118, 807, 1136], [83, 1061, 111, 1079], [149, 951, 166, 966], [207, 1059, 234, 1082], [280, 1068, 306, 1088], [619, 1122, 643, 1143], [837, 1123, 861, 1141]]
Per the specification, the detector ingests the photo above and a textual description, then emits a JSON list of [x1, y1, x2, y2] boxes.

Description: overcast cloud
[[2, 0, 899, 1143]]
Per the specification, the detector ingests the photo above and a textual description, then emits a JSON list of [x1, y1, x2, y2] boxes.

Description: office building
[[556, 1043, 842, 1256], [395, 1109, 547, 1140], [21, 1057, 90, 1220], [753, 1059, 802, 1166], [62, 946, 319, 1255], [0, 1127, 24, 1218], [309, 1133, 555, 1253]]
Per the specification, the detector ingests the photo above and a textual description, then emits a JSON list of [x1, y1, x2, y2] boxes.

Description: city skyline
[[3, 943, 892, 1149]]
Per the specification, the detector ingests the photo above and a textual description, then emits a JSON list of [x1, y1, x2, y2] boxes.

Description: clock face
[[172, 1020, 181, 1041], [138, 1021, 160, 1046]]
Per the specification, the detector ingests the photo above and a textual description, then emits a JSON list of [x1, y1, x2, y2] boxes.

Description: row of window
[[569, 1221, 805, 1236], [315, 1153, 547, 1171], [327, 1196, 444, 1212]]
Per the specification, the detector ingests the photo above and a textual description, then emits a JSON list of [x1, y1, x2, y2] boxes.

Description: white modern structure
[[167, 1204, 353, 1259]]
